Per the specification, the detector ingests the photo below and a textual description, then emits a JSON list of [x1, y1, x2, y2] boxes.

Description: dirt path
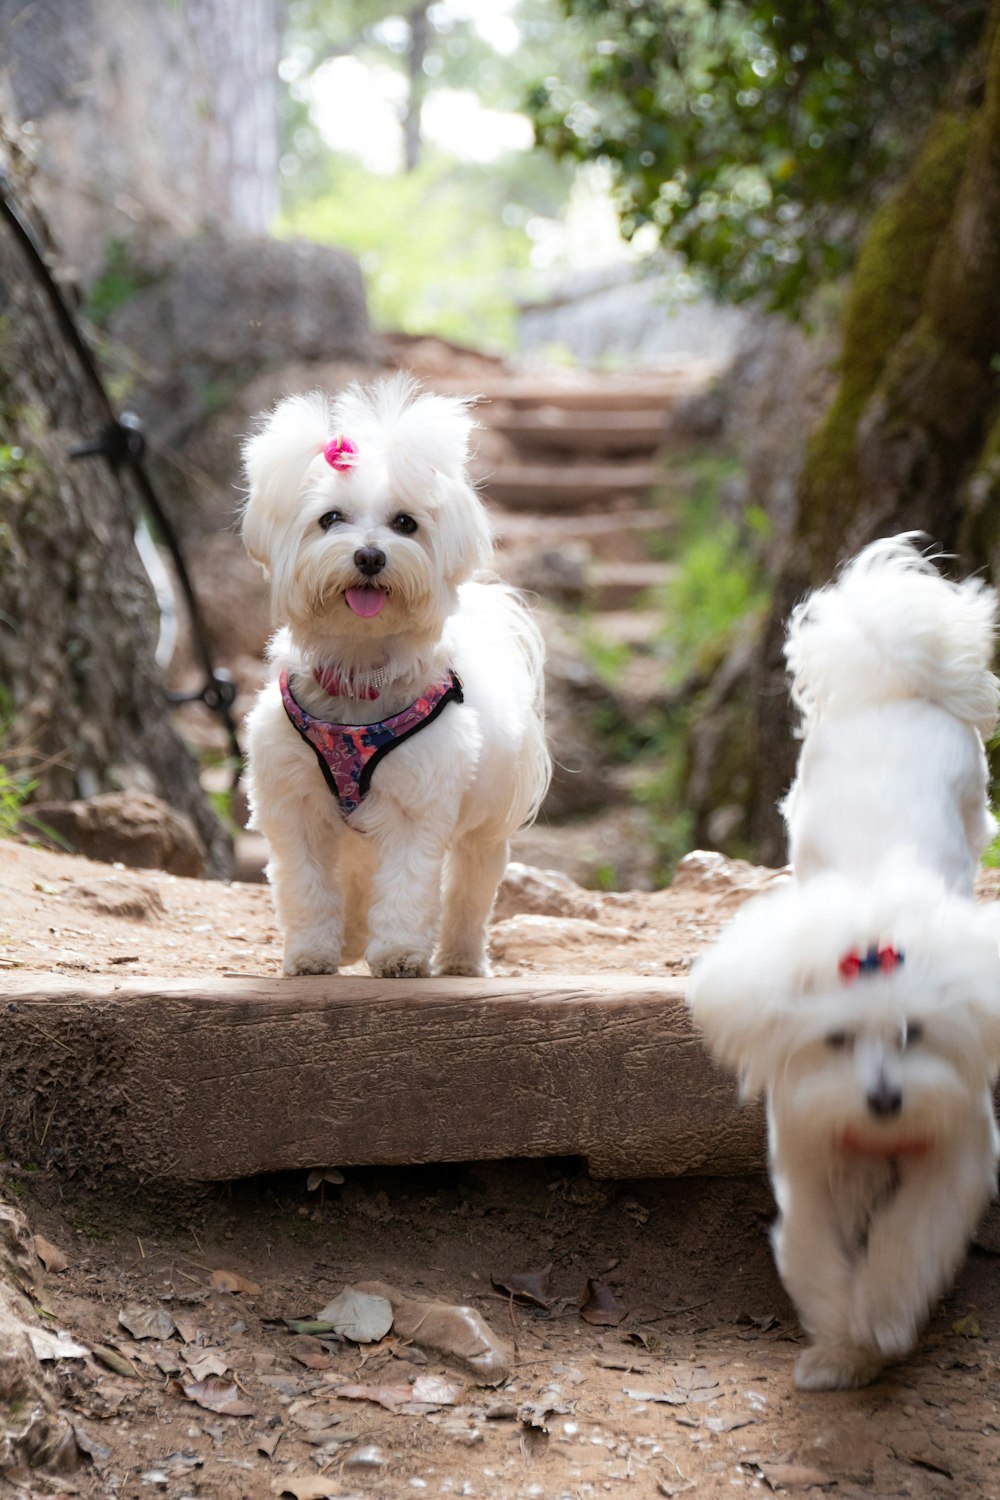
[[2, 841, 1000, 1499]]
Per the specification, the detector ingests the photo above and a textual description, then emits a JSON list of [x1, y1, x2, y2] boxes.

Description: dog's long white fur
[[242, 372, 550, 980], [688, 534, 1000, 1391]]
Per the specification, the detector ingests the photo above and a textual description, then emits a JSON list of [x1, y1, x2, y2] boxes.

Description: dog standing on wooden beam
[[241, 374, 550, 979]]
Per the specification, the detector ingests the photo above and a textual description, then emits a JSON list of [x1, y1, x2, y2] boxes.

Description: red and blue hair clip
[[838, 944, 905, 982]]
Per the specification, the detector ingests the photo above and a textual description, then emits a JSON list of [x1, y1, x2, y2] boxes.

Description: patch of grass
[[630, 450, 771, 880], [0, 763, 37, 839]]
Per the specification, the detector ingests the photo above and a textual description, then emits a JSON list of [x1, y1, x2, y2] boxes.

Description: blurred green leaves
[[528, 0, 987, 311]]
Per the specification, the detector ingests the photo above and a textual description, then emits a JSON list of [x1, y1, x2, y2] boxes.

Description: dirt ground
[[2, 840, 1000, 1500]]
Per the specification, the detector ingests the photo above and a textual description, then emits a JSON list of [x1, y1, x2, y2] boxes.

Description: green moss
[[797, 111, 972, 569]]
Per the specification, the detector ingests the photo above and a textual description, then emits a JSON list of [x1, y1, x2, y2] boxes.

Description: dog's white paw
[[852, 1311, 918, 1361], [435, 955, 490, 978], [794, 1342, 883, 1392], [368, 948, 431, 979], [283, 950, 341, 976]]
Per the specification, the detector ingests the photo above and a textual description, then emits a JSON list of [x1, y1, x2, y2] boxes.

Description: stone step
[[438, 367, 715, 413], [493, 507, 668, 564], [491, 405, 672, 456], [0, 972, 764, 1182], [481, 461, 662, 512], [585, 560, 675, 612]]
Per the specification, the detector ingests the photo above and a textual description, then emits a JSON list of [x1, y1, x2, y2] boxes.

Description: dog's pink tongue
[[346, 587, 387, 619]]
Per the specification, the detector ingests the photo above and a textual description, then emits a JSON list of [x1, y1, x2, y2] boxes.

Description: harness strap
[[279, 669, 464, 819]]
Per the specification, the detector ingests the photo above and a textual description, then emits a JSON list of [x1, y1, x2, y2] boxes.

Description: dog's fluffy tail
[[786, 533, 999, 739]]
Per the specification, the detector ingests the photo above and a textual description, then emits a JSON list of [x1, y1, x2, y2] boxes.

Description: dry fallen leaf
[[334, 1382, 413, 1413], [118, 1304, 175, 1341], [175, 1376, 255, 1417], [316, 1287, 393, 1344], [184, 1349, 230, 1382], [33, 1235, 69, 1273], [491, 1263, 553, 1309], [28, 1328, 89, 1362], [286, 1334, 333, 1370], [625, 1387, 687, 1406], [210, 1269, 262, 1295], [90, 1343, 141, 1380], [273, 1476, 341, 1500], [580, 1279, 627, 1327], [353, 1279, 512, 1385]]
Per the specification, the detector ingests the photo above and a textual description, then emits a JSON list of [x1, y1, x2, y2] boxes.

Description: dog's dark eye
[[904, 1023, 923, 1047], [391, 513, 418, 535], [825, 1031, 853, 1050], [319, 510, 343, 532]]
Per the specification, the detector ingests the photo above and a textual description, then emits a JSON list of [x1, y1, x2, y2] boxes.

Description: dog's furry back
[[785, 535, 999, 740]]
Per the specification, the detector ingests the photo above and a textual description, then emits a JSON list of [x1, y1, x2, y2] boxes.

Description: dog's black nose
[[867, 1082, 903, 1118], [354, 546, 386, 577]]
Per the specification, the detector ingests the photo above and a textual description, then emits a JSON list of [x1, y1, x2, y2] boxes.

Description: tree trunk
[[403, 4, 430, 174], [0, 129, 232, 876], [693, 4, 1000, 866]]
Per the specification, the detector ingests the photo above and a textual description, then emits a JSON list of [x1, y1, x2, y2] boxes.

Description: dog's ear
[[685, 954, 785, 1099], [434, 476, 494, 583], [242, 392, 332, 569]]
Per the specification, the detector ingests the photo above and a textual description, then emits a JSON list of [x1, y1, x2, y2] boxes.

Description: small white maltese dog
[[241, 373, 550, 979], [688, 535, 1000, 1390]]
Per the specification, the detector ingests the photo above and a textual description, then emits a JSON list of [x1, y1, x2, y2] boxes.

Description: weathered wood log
[[0, 975, 765, 1183]]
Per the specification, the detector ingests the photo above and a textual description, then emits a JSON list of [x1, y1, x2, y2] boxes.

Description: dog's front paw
[[283, 931, 342, 976], [794, 1342, 883, 1392], [435, 954, 490, 978], [852, 1308, 918, 1361], [284, 951, 342, 977], [851, 1287, 919, 1360], [368, 947, 431, 979]]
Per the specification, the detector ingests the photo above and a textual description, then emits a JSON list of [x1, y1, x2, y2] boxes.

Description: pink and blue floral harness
[[279, 669, 464, 820]]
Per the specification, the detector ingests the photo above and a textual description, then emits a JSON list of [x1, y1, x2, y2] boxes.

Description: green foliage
[[599, 453, 769, 879], [0, 763, 36, 839], [527, 0, 987, 311], [84, 239, 158, 330], [280, 154, 535, 347]]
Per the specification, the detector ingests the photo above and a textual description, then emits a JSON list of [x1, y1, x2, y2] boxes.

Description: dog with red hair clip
[[688, 535, 1000, 1390], [241, 373, 549, 980]]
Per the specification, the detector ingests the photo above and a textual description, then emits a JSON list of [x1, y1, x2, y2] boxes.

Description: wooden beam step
[[0, 974, 763, 1184]]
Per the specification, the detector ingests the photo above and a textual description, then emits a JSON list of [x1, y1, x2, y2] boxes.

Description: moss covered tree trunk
[[698, 4, 1000, 865], [0, 130, 231, 876]]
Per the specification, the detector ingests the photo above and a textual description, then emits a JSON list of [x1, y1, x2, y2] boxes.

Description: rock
[[494, 863, 602, 922], [490, 914, 638, 965], [110, 234, 372, 449], [61, 876, 166, 920], [670, 849, 788, 896], [24, 792, 207, 877]]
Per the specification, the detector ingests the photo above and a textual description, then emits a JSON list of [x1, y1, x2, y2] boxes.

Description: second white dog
[[241, 374, 550, 980], [687, 536, 1000, 1390]]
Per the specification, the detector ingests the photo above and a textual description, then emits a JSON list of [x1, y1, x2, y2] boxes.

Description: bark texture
[[0, 132, 231, 875], [693, 5, 1000, 864], [0, 973, 766, 1183]]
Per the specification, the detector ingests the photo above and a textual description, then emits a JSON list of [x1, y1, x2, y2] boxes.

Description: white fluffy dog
[[241, 373, 550, 979], [687, 536, 1000, 1390]]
